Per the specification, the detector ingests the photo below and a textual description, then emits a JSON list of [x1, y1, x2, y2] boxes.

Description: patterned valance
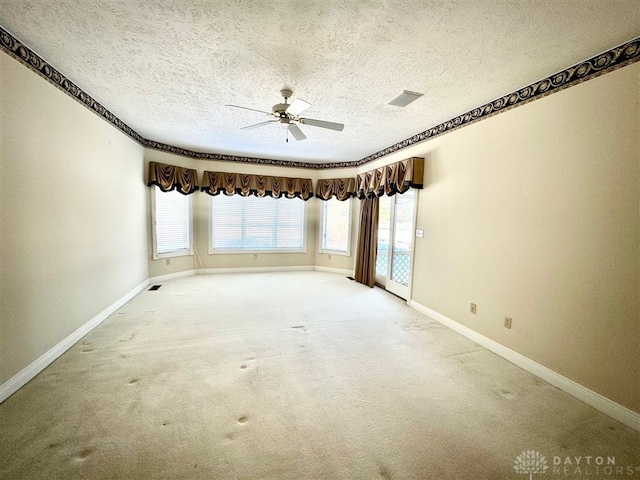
[[147, 161, 199, 195], [315, 178, 357, 201], [201, 171, 314, 201], [356, 157, 424, 199]]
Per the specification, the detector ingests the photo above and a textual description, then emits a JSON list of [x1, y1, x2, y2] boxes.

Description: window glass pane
[[376, 195, 392, 276], [390, 189, 414, 286], [322, 198, 350, 252], [211, 195, 305, 251], [154, 187, 191, 255]]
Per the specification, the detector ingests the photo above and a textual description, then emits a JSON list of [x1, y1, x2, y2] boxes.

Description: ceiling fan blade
[[298, 117, 344, 131], [240, 120, 277, 130], [226, 104, 272, 115], [286, 98, 311, 116], [288, 123, 307, 141]]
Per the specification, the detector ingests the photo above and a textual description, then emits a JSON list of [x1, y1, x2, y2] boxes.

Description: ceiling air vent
[[388, 90, 424, 107]]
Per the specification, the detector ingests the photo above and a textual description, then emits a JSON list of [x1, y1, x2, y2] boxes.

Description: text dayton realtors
[[551, 456, 636, 476]]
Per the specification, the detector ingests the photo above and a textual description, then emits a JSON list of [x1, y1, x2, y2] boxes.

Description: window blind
[[211, 195, 305, 251], [154, 186, 191, 255], [322, 198, 350, 252]]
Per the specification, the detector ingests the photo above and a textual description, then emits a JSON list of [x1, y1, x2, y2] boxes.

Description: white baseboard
[[150, 266, 352, 282], [408, 301, 640, 432], [314, 266, 354, 276], [148, 269, 197, 284], [0, 279, 149, 404], [196, 265, 314, 274]]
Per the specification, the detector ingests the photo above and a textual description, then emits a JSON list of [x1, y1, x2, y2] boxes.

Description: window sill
[[319, 250, 350, 257], [152, 249, 193, 260]]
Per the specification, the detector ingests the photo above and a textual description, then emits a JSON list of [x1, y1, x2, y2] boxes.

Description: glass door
[[375, 189, 416, 300], [375, 195, 392, 287]]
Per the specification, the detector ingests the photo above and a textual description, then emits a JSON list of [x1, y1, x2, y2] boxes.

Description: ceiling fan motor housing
[[272, 103, 290, 118], [273, 89, 295, 120]]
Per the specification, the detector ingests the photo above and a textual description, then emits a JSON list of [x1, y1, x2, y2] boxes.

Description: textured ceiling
[[0, 0, 638, 164]]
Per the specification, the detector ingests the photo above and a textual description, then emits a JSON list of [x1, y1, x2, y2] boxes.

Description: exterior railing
[[375, 249, 411, 286]]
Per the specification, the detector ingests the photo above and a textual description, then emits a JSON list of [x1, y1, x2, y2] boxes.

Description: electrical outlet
[[328, 254, 332, 260], [165, 258, 170, 266], [504, 317, 512, 329], [253, 254, 258, 260], [470, 303, 477, 314]]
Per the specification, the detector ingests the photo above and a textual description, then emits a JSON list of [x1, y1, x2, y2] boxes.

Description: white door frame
[[376, 190, 418, 301]]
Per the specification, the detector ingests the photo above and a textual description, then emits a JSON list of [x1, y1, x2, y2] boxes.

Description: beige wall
[[0, 55, 149, 384], [409, 63, 640, 412]]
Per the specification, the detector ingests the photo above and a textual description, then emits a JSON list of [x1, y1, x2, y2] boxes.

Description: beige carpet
[[1, 271, 638, 479]]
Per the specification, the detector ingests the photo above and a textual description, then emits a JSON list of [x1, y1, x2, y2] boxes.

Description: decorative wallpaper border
[[356, 37, 640, 167], [144, 140, 331, 170], [1, 25, 638, 170], [0, 26, 146, 146]]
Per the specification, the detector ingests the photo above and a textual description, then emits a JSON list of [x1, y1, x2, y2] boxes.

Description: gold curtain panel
[[354, 196, 380, 287], [315, 178, 357, 201], [147, 161, 199, 195], [356, 157, 424, 199], [201, 171, 314, 201]]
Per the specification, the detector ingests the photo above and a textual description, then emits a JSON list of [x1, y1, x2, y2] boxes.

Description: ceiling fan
[[226, 89, 344, 142]]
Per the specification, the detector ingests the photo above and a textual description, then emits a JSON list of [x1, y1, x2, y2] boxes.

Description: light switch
[[416, 229, 424, 238]]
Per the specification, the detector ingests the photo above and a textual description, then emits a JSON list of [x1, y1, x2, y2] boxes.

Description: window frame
[[208, 195, 308, 255], [151, 186, 194, 260], [318, 197, 352, 256]]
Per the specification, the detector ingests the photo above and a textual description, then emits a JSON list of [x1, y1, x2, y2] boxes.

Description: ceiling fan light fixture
[[388, 90, 424, 107]]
